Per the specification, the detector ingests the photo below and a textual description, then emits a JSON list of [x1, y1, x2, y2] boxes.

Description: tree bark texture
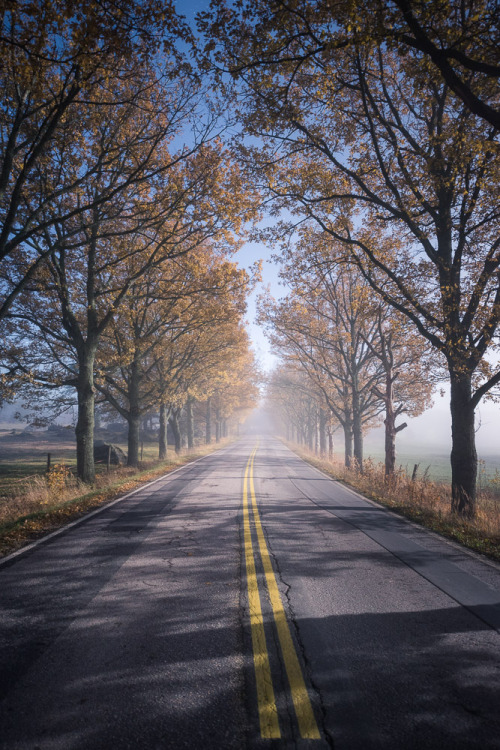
[[75, 354, 96, 484], [383, 370, 397, 477], [343, 420, 353, 468], [127, 414, 140, 467], [215, 405, 221, 442], [158, 403, 168, 460], [328, 430, 334, 459], [384, 413, 396, 477], [186, 397, 194, 449], [319, 409, 327, 457], [205, 397, 212, 444], [307, 415, 315, 451], [127, 357, 141, 467], [352, 383, 363, 472], [169, 411, 182, 454], [450, 371, 477, 517]]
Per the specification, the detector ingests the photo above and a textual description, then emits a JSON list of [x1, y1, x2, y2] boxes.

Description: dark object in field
[[93, 441, 126, 466]]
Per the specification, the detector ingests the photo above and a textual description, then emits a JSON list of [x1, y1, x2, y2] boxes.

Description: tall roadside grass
[[0, 440, 234, 558], [287, 442, 500, 563]]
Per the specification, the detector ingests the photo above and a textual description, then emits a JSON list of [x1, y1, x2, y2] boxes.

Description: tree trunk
[[308, 418, 314, 451], [186, 397, 194, 449], [372, 334, 408, 478], [319, 409, 327, 457], [169, 411, 182, 454], [342, 407, 353, 468], [215, 405, 221, 442], [383, 406, 407, 478], [159, 403, 168, 460], [450, 371, 477, 517], [384, 415, 396, 477], [205, 397, 212, 444], [352, 388, 363, 472], [343, 422, 353, 468], [383, 371, 396, 477], [75, 352, 96, 483], [127, 413, 140, 467], [127, 358, 141, 467], [328, 430, 334, 459]]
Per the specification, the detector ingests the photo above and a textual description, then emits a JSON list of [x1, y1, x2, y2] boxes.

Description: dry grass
[[0, 439, 234, 558], [288, 443, 500, 563]]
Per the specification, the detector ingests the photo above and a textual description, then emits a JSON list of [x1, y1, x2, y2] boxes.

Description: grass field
[[0, 428, 179, 499], [357, 441, 500, 488]]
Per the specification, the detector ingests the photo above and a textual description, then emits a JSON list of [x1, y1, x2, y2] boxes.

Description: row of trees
[[5, 244, 259, 474], [259, 235, 434, 476], [94, 249, 259, 464], [266, 367, 335, 457], [199, 0, 500, 518], [0, 1, 259, 482]]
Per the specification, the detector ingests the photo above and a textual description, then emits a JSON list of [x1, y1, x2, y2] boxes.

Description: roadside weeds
[[287, 442, 500, 564]]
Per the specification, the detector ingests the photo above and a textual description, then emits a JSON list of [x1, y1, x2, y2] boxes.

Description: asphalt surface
[[0, 437, 499, 749]]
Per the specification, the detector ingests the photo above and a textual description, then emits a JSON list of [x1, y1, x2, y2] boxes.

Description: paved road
[[0, 437, 499, 749]]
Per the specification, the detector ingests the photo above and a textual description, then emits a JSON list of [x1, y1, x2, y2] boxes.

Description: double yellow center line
[[242, 445, 320, 740]]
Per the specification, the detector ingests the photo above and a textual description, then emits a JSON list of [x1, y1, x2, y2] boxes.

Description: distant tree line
[[259, 238, 435, 477]]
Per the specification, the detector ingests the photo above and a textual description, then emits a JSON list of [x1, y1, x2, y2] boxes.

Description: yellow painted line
[[243, 448, 281, 739], [249, 450, 321, 740]]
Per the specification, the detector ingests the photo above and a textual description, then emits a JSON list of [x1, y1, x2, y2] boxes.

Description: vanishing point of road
[[0, 437, 499, 749]]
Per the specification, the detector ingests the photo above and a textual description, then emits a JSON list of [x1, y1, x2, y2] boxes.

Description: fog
[[238, 387, 500, 486]]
